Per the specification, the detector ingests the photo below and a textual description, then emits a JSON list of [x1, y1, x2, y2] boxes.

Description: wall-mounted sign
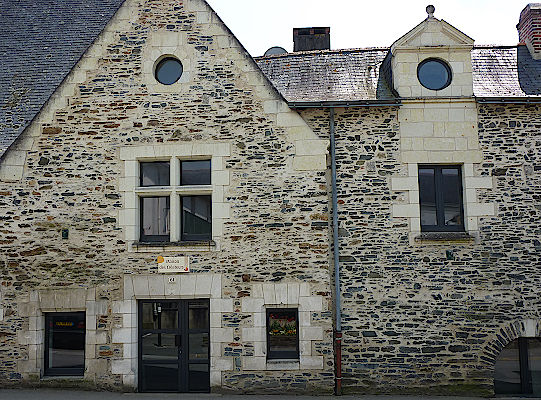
[[157, 256, 190, 273]]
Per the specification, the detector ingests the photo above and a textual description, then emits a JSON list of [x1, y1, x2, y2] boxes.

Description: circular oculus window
[[417, 58, 452, 91], [155, 57, 183, 85]]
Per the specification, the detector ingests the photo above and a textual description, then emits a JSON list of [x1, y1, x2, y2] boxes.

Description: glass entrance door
[[138, 299, 210, 393]]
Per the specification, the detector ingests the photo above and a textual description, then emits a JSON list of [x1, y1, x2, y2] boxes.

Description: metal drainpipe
[[329, 107, 342, 395]]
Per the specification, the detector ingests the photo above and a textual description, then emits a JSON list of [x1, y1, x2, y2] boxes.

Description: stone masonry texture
[[0, 0, 332, 393], [299, 104, 541, 396], [0, 0, 540, 397]]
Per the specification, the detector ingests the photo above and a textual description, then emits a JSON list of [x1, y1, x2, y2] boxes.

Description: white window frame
[[119, 143, 231, 252]]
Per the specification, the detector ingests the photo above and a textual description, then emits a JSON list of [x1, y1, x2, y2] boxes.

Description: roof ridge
[[255, 47, 390, 60]]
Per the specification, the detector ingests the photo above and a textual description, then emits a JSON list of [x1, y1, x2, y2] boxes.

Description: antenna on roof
[[263, 46, 288, 57], [426, 5, 435, 18]]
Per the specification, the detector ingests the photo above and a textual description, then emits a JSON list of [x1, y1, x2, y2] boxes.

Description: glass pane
[[182, 196, 211, 240], [189, 363, 209, 392], [189, 333, 209, 360], [47, 313, 85, 371], [268, 309, 298, 355], [181, 160, 211, 185], [142, 363, 178, 392], [442, 168, 462, 226], [418, 60, 450, 90], [141, 162, 170, 186], [142, 333, 178, 362], [189, 305, 209, 330], [155, 58, 183, 86], [529, 338, 541, 396], [142, 302, 178, 330], [141, 197, 170, 239], [494, 339, 522, 394], [419, 168, 437, 226]]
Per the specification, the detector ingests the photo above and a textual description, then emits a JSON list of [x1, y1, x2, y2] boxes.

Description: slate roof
[[0, 0, 126, 158], [255, 48, 396, 104], [472, 45, 541, 98], [256, 45, 541, 104]]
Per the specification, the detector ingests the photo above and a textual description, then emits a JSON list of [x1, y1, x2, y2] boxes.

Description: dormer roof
[[391, 16, 474, 53]]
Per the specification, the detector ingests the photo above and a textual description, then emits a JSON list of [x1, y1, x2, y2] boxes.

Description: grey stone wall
[[299, 105, 541, 396], [0, 0, 333, 392]]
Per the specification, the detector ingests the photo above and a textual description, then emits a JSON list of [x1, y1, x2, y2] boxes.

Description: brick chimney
[[293, 27, 330, 52], [517, 3, 541, 59]]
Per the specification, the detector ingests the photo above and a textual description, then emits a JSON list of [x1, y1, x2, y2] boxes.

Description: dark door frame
[[137, 299, 210, 393]]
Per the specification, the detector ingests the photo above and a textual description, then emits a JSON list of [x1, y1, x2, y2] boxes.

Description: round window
[[155, 57, 183, 85], [417, 58, 452, 91]]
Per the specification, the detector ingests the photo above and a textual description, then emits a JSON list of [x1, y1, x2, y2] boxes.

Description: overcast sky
[[206, 0, 528, 56]]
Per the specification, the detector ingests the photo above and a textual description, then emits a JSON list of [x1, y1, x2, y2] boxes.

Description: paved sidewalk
[[0, 388, 519, 400]]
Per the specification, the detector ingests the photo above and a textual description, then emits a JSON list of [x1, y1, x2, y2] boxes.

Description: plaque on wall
[[157, 256, 190, 273]]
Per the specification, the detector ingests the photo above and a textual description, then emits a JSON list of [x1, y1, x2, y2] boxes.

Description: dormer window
[[417, 58, 452, 91]]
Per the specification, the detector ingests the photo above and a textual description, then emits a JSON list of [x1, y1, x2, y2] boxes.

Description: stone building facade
[[0, 0, 540, 396]]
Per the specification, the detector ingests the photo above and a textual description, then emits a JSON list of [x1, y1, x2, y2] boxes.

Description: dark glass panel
[[418, 59, 451, 90], [188, 364, 209, 392], [494, 339, 522, 394], [46, 313, 85, 373], [142, 302, 178, 330], [181, 160, 211, 185], [155, 58, 183, 85], [267, 309, 298, 359], [141, 197, 170, 241], [182, 196, 211, 241], [141, 333, 178, 362], [442, 168, 462, 226], [189, 303, 209, 330], [419, 168, 437, 226], [189, 333, 209, 360], [529, 338, 541, 396], [142, 363, 179, 392], [140, 162, 170, 187]]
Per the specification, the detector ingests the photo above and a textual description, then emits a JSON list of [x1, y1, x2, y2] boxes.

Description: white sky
[[205, 0, 528, 56]]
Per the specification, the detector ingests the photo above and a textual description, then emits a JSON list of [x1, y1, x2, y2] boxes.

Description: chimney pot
[[293, 27, 330, 52], [517, 3, 541, 59]]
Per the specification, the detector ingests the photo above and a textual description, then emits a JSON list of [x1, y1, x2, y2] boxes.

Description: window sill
[[41, 375, 85, 380], [266, 359, 300, 370], [132, 240, 216, 253], [414, 232, 475, 244]]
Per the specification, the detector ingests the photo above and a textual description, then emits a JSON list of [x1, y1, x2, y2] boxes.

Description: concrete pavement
[[0, 388, 525, 400]]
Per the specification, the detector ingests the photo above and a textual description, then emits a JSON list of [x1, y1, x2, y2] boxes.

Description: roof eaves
[[476, 96, 541, 103], [288, 99, 401, 109]]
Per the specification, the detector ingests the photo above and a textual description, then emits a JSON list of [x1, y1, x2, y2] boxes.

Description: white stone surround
[[241, 282, 325, 371], [391, 161, 495, 241], [116, 273, 229, 389], [119, 143, 231, 252], [16, 288, 98, 379]]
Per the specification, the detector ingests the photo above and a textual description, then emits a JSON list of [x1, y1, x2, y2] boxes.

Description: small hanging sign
[[157, 256, 190, 273]]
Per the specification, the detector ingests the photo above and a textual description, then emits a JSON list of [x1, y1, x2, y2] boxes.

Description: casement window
[[44, 312, 85, 376], [418, 165, 464, 232], [494, 337, 541, 396], [266, 308, 299, 359], [138, 160, 212, 243]]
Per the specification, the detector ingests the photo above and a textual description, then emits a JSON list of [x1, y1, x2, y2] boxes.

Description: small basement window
[[45, 312, 85, 376], [266, 308, 299, 359]]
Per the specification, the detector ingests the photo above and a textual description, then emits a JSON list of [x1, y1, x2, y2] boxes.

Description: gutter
[[288, 97, 541, 108], [288, 100, 400, 109], [476, 97, 541, 104], [329, 107, 342, 395]]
